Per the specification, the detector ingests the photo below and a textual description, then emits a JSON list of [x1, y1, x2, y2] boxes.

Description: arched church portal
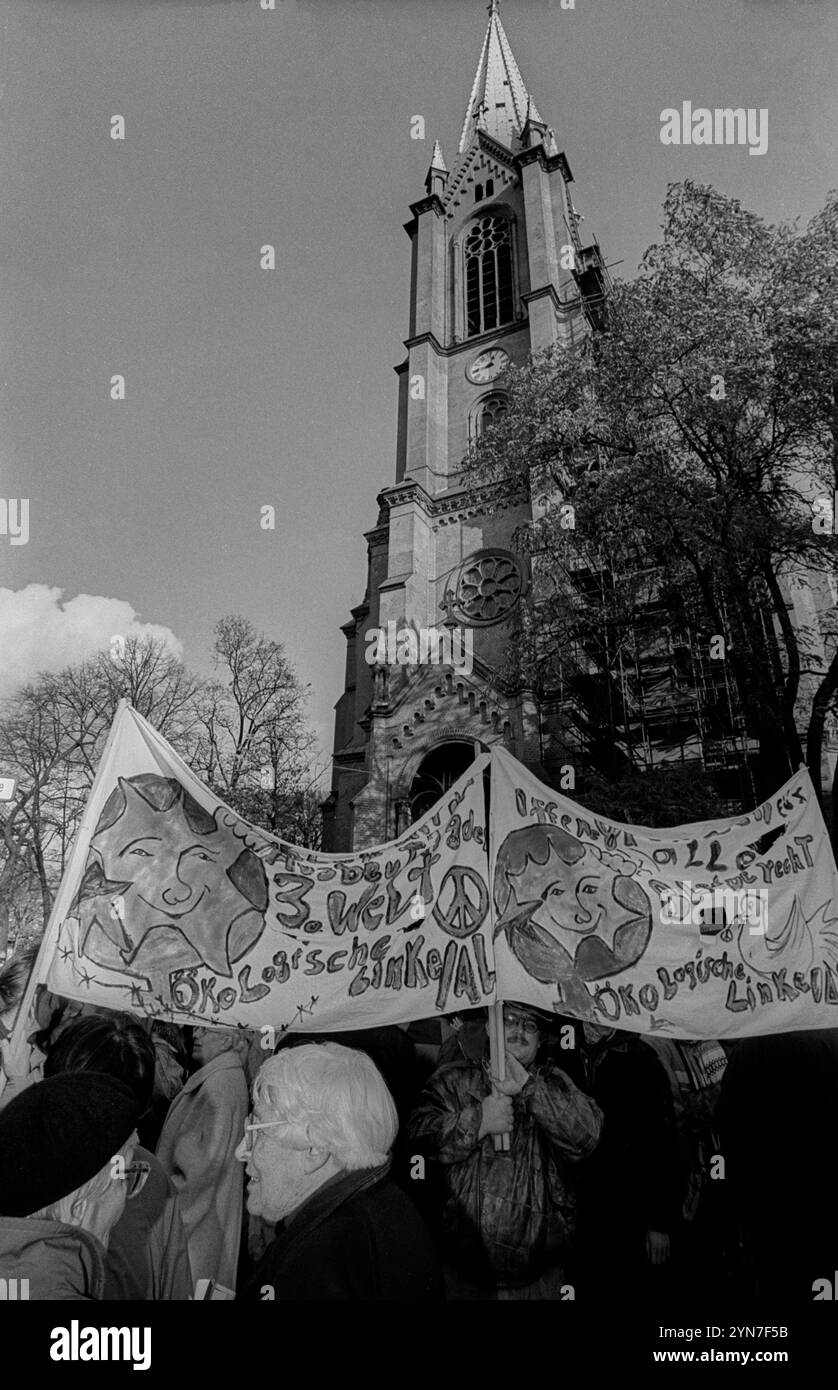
[[408, 740, 478, 823]]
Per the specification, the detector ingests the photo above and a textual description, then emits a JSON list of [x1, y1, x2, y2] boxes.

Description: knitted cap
[[0, 1071, 141, 1217]]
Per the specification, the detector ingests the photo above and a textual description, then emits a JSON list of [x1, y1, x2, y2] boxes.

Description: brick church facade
[[322, 2, 608, 851]]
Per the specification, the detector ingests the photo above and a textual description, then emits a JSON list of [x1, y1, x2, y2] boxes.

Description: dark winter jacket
[[0, 1216, 106, 1299], [240, 1163, 442, 1301], [579, 1035, 682, 1239], [717, 1030, 838, 1235], [409, 1058, 603, 1290]]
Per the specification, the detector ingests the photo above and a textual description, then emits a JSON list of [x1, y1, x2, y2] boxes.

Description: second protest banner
[[490, 746, 838, 1039]]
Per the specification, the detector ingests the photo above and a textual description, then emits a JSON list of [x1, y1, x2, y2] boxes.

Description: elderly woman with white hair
[[235, 1042, 442, 1300]]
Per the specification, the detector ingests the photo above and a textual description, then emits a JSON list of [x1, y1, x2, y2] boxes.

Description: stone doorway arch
[[407, 739, 479, 823]]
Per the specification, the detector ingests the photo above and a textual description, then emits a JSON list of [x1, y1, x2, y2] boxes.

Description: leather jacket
[[409, 1057, 602, 1289]]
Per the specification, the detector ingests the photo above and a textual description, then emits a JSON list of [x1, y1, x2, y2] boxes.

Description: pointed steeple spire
[[459, 1, 541, 154]]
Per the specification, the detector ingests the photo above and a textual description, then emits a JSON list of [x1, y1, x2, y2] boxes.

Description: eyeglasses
[[503, 1011, 540, 1036], [123, 1161, 151, 1201], [240, 1115, 301, 1156]]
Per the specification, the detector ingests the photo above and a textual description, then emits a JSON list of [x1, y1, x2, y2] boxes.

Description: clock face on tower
[[466, 348, 509, 384]]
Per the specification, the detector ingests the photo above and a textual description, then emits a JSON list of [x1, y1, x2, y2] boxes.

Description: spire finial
[[488, 0, 500, 15]]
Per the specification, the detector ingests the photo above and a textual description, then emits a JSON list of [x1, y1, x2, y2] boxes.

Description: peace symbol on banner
[[432, 865, 489, 939]]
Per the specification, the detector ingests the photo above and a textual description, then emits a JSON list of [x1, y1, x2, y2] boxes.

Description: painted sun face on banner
[[493, 824, 653, 1010], [72, 774, 268, 994]]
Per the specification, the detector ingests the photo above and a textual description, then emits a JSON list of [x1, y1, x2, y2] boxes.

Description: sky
[[0, 0, 835, 769]]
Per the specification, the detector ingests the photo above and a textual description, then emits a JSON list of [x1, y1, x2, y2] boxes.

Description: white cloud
[[0, 585, 183, 698]]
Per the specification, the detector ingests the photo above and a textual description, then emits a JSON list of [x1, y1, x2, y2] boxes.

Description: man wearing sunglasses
[[410, 1000, 603, 1299], [236, 1042, 442, 1300], [0, 1070, 144, 1299]]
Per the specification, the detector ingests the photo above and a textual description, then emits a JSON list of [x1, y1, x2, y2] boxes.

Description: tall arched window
[[464, 215, 514, 337]]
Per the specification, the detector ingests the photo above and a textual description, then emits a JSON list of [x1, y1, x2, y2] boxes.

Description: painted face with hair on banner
[[490, 746, 838, 1039]]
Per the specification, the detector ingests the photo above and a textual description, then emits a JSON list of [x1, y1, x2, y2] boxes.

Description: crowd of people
[[0, 970, 836, 1302]]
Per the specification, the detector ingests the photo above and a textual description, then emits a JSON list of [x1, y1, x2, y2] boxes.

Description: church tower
[[323, 0, 607, 850]]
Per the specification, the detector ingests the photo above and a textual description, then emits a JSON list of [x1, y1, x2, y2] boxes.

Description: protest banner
[[490, 746, 838, 1039], [26, 704, 494, 1038], [8, 706, 838, 1076]]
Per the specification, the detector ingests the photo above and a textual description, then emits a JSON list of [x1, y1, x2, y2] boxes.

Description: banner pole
[[0, 699, 133, 1099], [488, 1000, 510, 1153], [486, 752, 510, 1152]]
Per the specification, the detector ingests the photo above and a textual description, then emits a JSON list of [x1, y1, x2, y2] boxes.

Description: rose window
[[444, 549, 526, 627]]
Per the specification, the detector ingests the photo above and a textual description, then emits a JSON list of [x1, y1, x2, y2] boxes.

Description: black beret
[[0, 1071, 141, 1217]]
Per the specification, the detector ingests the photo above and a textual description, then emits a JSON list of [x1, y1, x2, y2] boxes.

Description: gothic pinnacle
[[425, 138, 449, 196]]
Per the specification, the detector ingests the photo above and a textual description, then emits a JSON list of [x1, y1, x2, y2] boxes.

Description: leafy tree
[[468, 180, 838, 817]]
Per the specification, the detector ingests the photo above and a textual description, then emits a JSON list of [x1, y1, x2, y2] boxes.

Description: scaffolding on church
[[531, 533, 764, 816]]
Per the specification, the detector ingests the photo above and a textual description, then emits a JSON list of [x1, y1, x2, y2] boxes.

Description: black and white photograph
[[0, 0, 836, 1366]]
